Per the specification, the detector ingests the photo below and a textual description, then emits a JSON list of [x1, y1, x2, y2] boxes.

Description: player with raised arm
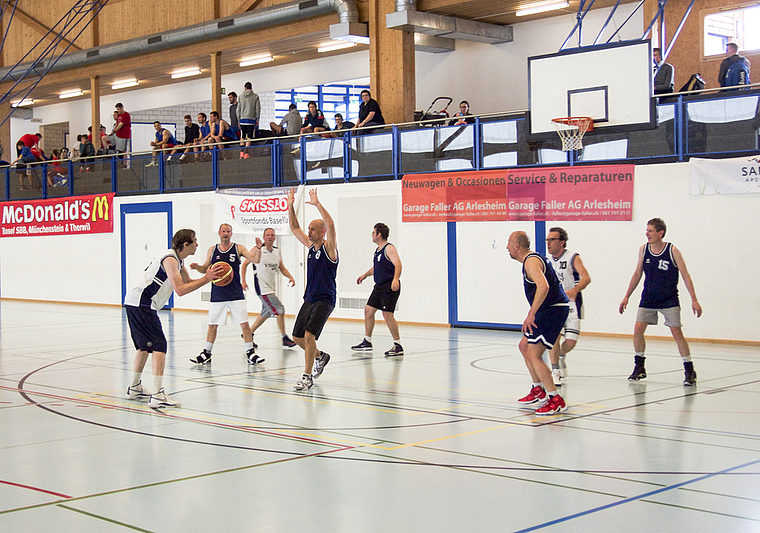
[[287, 187, 339, 391], [619, 218, 702, 385]]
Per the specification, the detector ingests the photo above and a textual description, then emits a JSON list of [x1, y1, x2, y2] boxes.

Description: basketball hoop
[[552, 117, 594, 151]]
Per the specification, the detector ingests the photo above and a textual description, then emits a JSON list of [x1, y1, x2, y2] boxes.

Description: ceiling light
[[516, 1, 569, 16], [317, 41, 357, 53], [11, 99, 34, 107], [111, 78, 138, 90], [171, 68, 201, 79], [239, 55, 273, 67], [59, 90, 83, 99]]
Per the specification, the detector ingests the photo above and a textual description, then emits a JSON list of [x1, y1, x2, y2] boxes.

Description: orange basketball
[[211, 261, 233, 286]]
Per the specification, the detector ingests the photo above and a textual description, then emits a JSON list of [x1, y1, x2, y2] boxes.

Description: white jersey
[[548, 249, 584, 318], [253, 246, 281, 296], [124, 249, 181, 310]]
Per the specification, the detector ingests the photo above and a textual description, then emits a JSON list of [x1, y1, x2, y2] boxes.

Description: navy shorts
[[524, 304, 569, 349], [293, 300, 334, 340], [241, 124, 257, 140], [126, 305, 167, 353], [367, 281, 400, 313]]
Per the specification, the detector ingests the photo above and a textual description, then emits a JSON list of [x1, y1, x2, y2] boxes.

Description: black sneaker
[[190, 349, 212, 364], [351, 339, 372, 351], [282, 336, 297, 348], [247, 348, 265, 365], [312, 351, 331, 378], [683, 362, 697, 386], [384, 343, 404, 357], [628, 365, 647, 381]]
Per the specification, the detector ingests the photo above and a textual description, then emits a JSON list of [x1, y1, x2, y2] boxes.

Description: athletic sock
[[548, 391, 557, 398], [394, 339, 402, 346], [205, 342, 214, 352], [681, 356, 692, 363], [365, 336, 372, 343], [245, 342, 253, 350], [533, 382, 543, 389], [153, 376, 163, 393], [551, 363, 560, 370], [132, 372, 142, 387]]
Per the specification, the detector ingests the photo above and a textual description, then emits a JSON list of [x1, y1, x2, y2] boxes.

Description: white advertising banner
[[214, 187, 291, 234], [689, 156, 760, 195]]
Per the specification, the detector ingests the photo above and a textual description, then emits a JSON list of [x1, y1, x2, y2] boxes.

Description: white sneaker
[[179, 154, 187, 161], [145, 161, 157, 167], [126, 380, 151, 400], [149, 388, 181, 408], [552, 369, 562, 387], [294, 374, 313, 391]]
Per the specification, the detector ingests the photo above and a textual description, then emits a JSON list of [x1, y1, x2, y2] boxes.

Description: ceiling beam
[[14, 8, 82, 51], [232, 0, 265, 15]]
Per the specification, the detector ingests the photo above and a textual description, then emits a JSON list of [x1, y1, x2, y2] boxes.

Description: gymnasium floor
[[1, 300, 759, 532]]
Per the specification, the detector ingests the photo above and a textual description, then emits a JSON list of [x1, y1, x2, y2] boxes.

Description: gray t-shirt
[[280, 109, 303, 136]]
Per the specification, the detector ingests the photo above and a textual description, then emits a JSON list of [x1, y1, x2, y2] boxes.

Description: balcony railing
[[5, 87, 760, 201]]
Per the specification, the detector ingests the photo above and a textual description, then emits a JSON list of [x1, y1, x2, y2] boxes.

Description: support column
[[0, 100, 10, 164], [210, 52, 222, 115], [368, 0, 415, 124], [91, 75, 101, 151]]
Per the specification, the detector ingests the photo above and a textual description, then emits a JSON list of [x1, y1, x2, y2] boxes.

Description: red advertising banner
[[0, 193, 115, 237], [402, 165, 634, 222], [402, 171, 507, 222], [506, 165, 634, 221]]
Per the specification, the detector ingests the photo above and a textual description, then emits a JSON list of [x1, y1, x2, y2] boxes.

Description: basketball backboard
[[527, 40, 656, 137]]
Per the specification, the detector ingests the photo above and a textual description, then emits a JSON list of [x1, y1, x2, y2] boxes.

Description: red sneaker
[[518, 385, 547, 405], [535, 394, 567, 415]]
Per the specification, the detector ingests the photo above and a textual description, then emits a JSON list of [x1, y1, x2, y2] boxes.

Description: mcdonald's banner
[[0, 193, 114, 237]]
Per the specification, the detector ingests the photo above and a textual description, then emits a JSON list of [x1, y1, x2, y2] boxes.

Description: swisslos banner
[[402, 165, 634, 222], [214, 188, 290, 234], [689, 156, 760, 195], [1, 193, 114, 237]]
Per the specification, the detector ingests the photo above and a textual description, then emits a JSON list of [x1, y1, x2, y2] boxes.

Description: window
[[274, 82, 369, 128], [703, 5, 760, 57]]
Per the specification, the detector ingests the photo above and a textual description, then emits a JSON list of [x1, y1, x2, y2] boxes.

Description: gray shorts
[[636, 306, 682, 328], [258, 293, 285, 318]]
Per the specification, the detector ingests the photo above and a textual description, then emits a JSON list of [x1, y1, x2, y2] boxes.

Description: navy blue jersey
[[304, 244, 338, 306], [522, 252, 569, 310], [210, 243, 245, 302], [373, 243, 396, 285], [640, 242, 679, 309], [156, 128, 177, 145]]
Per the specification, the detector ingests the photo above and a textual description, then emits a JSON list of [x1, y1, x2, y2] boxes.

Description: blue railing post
[[676, 95, 685, 162], [41, 162, 48, 198], [474, 118, 482, 170], [212, 148, 219, 190], [158, 153, 166, 193], [272, 139, 280, 187], [67, 158, 74, 197], [392, 124, 400, 180], [344, 131, 352, 183], [299, 136, 306, 184], [111, 155, 118, 193]]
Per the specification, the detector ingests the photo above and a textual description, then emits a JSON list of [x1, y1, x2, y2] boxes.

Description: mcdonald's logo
[[91, 195, 110, 221]]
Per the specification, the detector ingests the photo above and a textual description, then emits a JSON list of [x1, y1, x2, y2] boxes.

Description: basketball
[[211, 261, 233, 286]]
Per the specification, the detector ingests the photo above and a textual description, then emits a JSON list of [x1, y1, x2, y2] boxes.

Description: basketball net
[[552, 117, 593, 152]]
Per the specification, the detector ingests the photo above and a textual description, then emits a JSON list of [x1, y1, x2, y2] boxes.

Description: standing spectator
[[270, 104, 303, 137], [619, 218, 702, 385], [719, 42, 751, 88], [354, 90, 385, 130], [653, 48, 674, 95], [110, 103, 131, 154], [228, 92, 240, 139], [18, 133, 42, 159], [300, 101, 327, 135], [238, 82, 260, 159]]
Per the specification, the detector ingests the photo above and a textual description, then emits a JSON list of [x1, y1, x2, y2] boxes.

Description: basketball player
[[125, 229, 222, 408], [241, 227, 298, 348], [287, 187, 338, 391], [189, 223, 263, 365], [545, 227, 591, 386], [352, 222, 404, 356], [507, 231, 569, 415], [619, 218, 702, 385]]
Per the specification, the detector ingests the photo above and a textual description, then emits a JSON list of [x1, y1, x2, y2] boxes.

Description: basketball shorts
[[524, 304, 569, 349], [636, 306, 682, 328], [293, 300, 334, 340], [562, 304, 581, 342], [258, 293, 285, 318], [241, 124, 257, 140], [207, 299, 248, 325], [126, 305, 167, 353], [112, 137, 129, 152], [366, 281, 400, 313]]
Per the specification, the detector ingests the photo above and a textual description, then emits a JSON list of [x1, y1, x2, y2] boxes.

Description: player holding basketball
[[619, 218, 702, 385], [352, 222, 404, 356], [125, 229, 223, 408], [545, 227, 591, 386], [189, 223, 263, 365], [241, 227, 298, 348], [508, 231, 569, 415], [287, 187, 338, 391]]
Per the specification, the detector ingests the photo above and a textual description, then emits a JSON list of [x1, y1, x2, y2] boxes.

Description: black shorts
[[293, 300, 334, 340], [126, 305, 167, 353], [367, 281, 400, 313], [241, 124, 256, 140]]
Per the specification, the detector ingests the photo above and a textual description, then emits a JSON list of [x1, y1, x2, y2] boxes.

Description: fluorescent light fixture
[[317, 41, 356, 53], [516, 1, 569, 16], [59, 89, 83, 99], [11, 99, 34, 107], [111, 78, 138, 90], [171, 68, 201, 79], [239, 55, 273, 67]]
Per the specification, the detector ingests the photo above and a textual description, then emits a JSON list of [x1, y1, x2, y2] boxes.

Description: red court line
[[0, 479, 71, 499]]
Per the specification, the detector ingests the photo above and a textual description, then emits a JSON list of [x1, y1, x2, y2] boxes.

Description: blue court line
[[513, 458, 760, 532]]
